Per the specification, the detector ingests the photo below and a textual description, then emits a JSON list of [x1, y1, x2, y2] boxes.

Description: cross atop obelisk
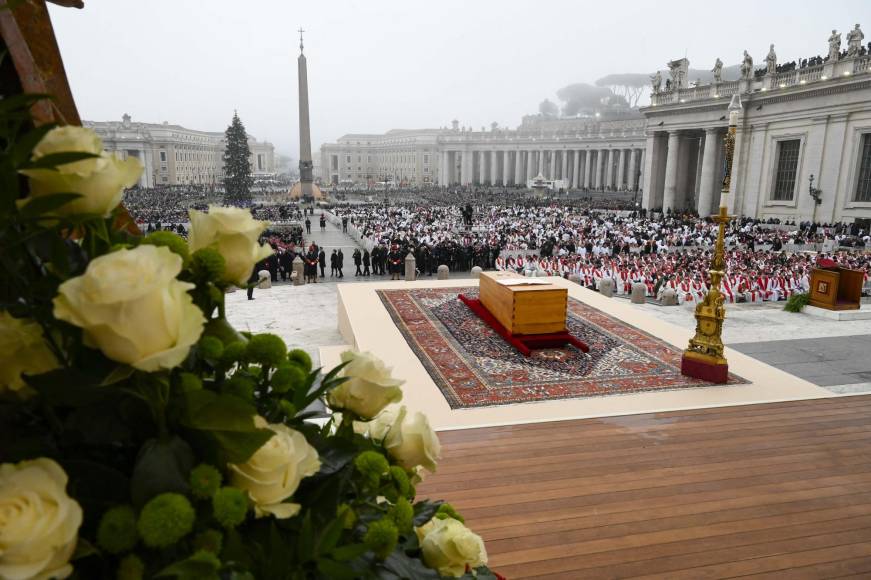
[[297, 27, 313, 199]]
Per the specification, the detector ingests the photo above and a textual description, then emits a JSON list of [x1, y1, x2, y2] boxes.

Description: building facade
[[319, 25, 871, 223], [85, 114, 275, 187], [641, 43, 871, 224]]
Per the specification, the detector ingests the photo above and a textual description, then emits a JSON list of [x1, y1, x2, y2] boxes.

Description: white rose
[[383, 406, 441, 474], [0, 311, 59, 395], [53, 245, 205, 372], [188, 206, 273, 286], [20, 126, 142, 217], [328, 351, 404, 419], [353, 405, 401, 441], [0, 458, 83, 580], [418, 517, 488, 578], [229, 417, 321, 519]]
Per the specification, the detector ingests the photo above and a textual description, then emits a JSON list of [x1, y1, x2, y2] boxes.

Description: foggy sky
[[49, 0, 869, 158]]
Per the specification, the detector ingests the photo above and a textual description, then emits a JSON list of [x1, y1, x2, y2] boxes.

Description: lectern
[[808, 266, 863, 311]]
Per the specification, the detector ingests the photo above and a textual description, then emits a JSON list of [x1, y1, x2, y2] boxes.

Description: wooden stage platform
[[419, 395, 871, 579]]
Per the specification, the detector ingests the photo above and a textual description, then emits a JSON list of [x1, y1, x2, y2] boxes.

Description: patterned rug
[[377, 287, 746, 409]]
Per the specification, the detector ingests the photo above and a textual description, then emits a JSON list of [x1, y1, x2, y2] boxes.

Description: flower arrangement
[[0, 96, 496, 579]]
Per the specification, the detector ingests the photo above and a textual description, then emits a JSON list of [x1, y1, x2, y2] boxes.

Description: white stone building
[[85, 114, 275, 187], [641, 43, 871, 224]]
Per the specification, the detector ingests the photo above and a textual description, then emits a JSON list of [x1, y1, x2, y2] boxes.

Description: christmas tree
[[222, 111, 253, 205]]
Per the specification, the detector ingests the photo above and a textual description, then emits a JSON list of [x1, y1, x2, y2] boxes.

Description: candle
[[720, 190, 728, 209], [729, 108, 739, 127]]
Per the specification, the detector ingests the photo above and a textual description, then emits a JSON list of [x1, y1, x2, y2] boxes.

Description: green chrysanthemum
[[271, 363, 306, 394], [222, 375, 255, 401], [96, 505, 138, 554], [354, 451, 389, 486], [137, 493, 195, 548], [116, 554, 145, 580], [245, 334, 286, 368], [364, 518, 398, 560], [390, 466, 411, 498], [278, 400, 297, 419], [220, 341, 247, 367], [287, 348, 313, 373], [337, 503, 357, 529], [190, 464, 222, 499], [389, 497, 414, 534], [435, 502, 465, 524], [198, 336, 224, 361], [178, 372, 203, 393], [142, 231, 190, 264], [191, 247, 226, 281], [212, 486, 248, 529]]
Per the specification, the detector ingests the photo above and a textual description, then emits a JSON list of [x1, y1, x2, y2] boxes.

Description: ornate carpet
[[377, 287, 746, 409]]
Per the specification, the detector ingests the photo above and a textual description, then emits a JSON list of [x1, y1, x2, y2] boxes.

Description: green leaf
[[155, 556, 220, 580], [17, 193, 82, 219], [181, 390, 259, 432], [331, 543, 370, 562], [297, 511, 315, 563], [316, 558, 359, 579], [130, 437, 194, 507], [12, 123, 55, 167], [412, 500, 444, 527], [379, 552, 441, 579], [211, 429, 273, 464], [100, 365, 135, 386], [71, 537, 98, 561], [19, 151, 100, 170], [317, 516, 346, 555]]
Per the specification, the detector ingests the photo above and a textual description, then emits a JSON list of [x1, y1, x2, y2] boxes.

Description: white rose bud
[[53, 245, 205, 372], [0, 458, 83, 580], [0, 311, 59, 395], [418, 517, 488, 578], [20, 126, 142, 217], [383, 406, 441, 474], [353, 405, 401, 441], [229, 417, 321, 519], [328, 351, 404, 420], [188, 206, 273, 286]]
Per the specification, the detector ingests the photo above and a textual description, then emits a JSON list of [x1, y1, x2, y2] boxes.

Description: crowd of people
[[121, 186, 870, 305], [335, 199, 870, 303]]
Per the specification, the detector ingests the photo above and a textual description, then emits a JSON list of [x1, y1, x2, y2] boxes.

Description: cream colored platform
[[322, 277, 831, 431]]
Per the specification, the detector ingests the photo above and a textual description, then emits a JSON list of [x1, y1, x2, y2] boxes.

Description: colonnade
[[643, 128, 728, 216], [439, 147, 645, 191]]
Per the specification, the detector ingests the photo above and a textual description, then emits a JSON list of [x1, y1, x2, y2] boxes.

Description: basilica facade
[[320, 26, 871, 223]]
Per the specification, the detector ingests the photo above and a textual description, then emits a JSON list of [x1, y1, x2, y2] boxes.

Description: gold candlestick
[[681, 94, 741, 384]]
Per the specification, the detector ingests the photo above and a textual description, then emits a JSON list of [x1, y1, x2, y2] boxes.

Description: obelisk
[[297, 28, 313, 199]]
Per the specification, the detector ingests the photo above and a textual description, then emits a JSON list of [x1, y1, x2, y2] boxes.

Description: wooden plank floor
[[418, 396, 871, 579]]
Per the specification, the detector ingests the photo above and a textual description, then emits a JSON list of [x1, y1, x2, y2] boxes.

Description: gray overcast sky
[[49, 0, 869, 158]]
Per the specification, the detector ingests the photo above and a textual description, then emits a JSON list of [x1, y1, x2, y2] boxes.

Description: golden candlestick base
[[681, 206, 732, 384]]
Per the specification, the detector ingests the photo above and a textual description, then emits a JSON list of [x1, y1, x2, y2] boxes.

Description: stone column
[[514, 151, 524, 185], [526, 150, 534, 181], [489, 150, 498, 185], [538, 150, 545, 175], [604, 149, 614, 189], [550, 149, 558, 179], [595, 150, 604, 189], [572, 150, 581, 189], [696, 129, 720, 217], [561, 150, 569, 183], [501, 151, 510, 186], [462, 151, 473, 186], [615, 149, 625, 190], [583, 151, 593, 188], [628, 149, 638, 191], [663, 131, 681, 212]]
